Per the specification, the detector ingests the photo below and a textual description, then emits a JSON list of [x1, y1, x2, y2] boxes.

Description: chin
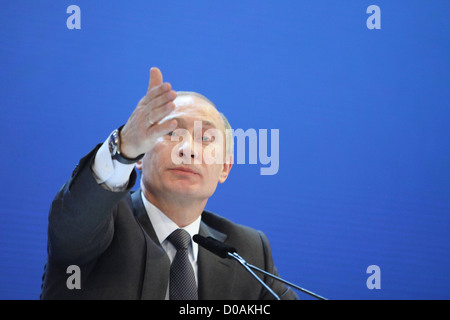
[[165, 180, 200, 194], [167, 182, 216, 200]]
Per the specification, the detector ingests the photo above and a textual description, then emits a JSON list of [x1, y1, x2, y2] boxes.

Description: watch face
[[109, 130, 119, 155]]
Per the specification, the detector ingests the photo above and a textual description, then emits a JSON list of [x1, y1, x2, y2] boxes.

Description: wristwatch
[[108, 127, 144, 164]]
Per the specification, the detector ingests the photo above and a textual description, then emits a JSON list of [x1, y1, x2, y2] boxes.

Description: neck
[[141, 184, 207, 228]]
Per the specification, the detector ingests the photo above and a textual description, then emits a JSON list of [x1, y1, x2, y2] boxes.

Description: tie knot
[[168, 229, 191, 250]]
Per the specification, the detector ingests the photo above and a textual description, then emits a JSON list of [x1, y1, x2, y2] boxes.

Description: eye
[[202, 135, 216, 143]]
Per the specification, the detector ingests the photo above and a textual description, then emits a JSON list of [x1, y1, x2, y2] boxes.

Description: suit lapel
[[197, 220, 237, 300], [132, 190, 237, 300], [131, 190, 170, 300]]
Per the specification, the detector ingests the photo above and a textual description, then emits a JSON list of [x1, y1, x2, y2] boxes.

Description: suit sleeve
[[257, 231, 299, 300], [46, 144, 137, 266]]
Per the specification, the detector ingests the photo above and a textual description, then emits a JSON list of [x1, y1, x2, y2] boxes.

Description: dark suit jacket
[[40, 145, 298, 300]]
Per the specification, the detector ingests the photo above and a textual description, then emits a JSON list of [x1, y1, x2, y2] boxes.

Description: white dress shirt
[[91, 138, 135, 191], [141, 192, 201, 299], [91, 138, 201, 299]]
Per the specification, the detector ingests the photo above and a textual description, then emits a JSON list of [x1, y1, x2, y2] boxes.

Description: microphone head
[[193, 235, 237, 259]]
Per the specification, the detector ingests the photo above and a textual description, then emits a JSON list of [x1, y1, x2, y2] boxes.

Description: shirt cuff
[[91, 138, 136, 191]]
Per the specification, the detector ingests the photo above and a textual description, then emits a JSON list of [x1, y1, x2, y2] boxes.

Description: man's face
[[137, 95, 232, 203]]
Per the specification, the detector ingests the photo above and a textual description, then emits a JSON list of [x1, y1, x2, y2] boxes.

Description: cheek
[[142, 151, 164, 176], [202, 142, 225, 165], [204, 164, 224, 183], [143, 144, 181, 181]]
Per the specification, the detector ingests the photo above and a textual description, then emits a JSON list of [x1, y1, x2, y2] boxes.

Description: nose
[[178, 134, 200, 163]]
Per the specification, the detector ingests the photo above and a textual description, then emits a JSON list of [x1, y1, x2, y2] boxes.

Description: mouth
[[168, 166, 201, 176]]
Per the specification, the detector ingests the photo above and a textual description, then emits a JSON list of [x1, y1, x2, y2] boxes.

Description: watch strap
[[112, 150, 144, 165], [110, 126, 145, 164]]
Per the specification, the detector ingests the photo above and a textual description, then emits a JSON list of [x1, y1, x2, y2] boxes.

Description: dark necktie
[[167, 229, 198, 300]]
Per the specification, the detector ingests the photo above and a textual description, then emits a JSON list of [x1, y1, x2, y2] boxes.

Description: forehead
[[167, 95, 224, 129]]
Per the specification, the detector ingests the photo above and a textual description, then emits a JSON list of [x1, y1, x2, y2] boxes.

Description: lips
[[169, 166, 201, 176]]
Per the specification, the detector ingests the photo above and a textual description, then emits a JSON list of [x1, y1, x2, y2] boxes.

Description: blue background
[[1, 1, 449, 300]]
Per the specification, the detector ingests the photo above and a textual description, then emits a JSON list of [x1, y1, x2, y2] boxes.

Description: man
[[40, 67, 298, 300]]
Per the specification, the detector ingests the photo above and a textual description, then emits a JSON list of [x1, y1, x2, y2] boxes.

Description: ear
[[135, 159, 143, 170], [218, 154, 233, 183]]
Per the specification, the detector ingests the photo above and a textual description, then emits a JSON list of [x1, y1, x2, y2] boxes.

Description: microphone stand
[[228, 252, 328, 300], [227, 252, 281, 300]]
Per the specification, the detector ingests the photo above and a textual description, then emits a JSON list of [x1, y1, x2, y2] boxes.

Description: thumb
[[148, 67, 163, 91]]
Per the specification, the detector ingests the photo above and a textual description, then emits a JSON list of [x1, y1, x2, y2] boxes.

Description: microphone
[[193, 235, 281, 300], [192, 234, 237, 258], [193, 234, 327, 300]]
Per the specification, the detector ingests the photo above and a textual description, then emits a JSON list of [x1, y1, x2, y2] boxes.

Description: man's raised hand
[[119, 67, 177, 159]]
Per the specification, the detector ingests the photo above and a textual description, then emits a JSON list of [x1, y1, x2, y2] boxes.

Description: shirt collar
[[140, 191, 201, 257]]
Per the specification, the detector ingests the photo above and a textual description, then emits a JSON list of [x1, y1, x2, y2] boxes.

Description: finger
[[148, 118, 178, 137], [146, 82, 172, 100], [148, 101, 176, 124], [149, 90, 177, 110], [139, 89, 176, 117], [148, 67, 163, 92], [139, 82, 172, 106]]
